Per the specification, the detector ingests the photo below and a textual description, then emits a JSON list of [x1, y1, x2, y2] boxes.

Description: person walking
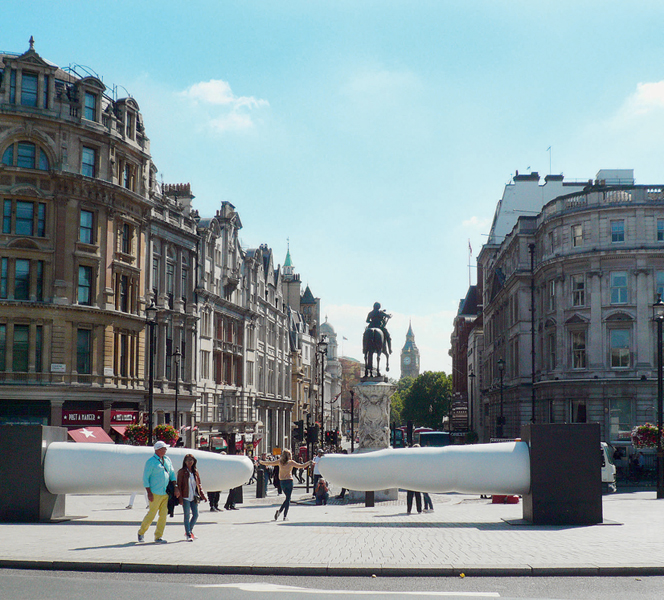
[[177, 454, 207, 541], [422, 492, 434, 512], [137, 441, 179, 543], [259, 449, 311, 521], [406, 489, 422, 514], [312, 449, 324, 495]]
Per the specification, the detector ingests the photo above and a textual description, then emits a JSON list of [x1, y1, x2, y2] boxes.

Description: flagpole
[[468, 239, 472, 287]]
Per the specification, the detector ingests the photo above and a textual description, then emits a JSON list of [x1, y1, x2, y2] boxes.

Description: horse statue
[[363, 327, 390, 378]]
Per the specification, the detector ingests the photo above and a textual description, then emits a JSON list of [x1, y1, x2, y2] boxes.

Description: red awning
[[110, 425, 127, 437], [67, 427, 114, 443]]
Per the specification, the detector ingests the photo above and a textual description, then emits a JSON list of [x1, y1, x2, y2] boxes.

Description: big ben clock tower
[[400, 322, 420, 379]]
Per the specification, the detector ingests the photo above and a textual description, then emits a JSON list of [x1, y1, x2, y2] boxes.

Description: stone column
[[356, 381, 395, 450], [349, 379, 397, 502]]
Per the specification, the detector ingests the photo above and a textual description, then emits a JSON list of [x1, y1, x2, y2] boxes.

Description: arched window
[[1, 141, 49, 171]]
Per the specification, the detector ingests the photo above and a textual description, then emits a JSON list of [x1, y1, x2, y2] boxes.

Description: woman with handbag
[[177, 454, 207, 541]]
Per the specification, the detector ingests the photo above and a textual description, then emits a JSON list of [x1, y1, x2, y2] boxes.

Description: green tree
[[389, 376, 414, 425], [401, 371, 452, 429]]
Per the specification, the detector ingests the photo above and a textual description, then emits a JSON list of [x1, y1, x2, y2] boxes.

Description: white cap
[[154, 440, 168, 450]]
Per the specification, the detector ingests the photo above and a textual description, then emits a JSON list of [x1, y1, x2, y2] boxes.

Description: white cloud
[[462, 215, 491, 229], [178, 79, 269, 134], [181, 79, 269, 109], [619, 81, 664, 119]]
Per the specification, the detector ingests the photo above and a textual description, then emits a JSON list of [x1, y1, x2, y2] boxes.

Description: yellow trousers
[[138, 494, 169, 540]]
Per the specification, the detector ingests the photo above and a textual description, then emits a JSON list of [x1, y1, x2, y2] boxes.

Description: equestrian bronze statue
[[363, 302, 392, 378]]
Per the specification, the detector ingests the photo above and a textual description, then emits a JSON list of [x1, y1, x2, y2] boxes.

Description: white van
[[601, 442, 617, 494]]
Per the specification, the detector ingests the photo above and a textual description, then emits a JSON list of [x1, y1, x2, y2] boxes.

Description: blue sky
[[6, 1, 664, 373]]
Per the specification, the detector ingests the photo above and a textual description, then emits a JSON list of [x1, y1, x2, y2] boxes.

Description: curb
[[3, 559, 664, 577]]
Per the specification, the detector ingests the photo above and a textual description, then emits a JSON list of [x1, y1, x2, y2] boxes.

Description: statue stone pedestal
[[348, 378, 398, 503]]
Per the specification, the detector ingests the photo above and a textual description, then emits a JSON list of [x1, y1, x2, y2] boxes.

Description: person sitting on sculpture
[[366, 302, 392, 354]]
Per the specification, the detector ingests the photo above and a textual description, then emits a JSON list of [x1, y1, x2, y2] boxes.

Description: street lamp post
[[318, 336, 328, 447], [497, 358, 505, 439], [145, 301, 159, 444], [468, 370, 476, 434], [652, 296, 664, 499], [173, 347, 181, 437], [350, 389, 355, 453]]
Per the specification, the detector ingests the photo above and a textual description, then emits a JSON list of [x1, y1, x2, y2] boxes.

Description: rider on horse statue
[[366, 302, 392, 355]]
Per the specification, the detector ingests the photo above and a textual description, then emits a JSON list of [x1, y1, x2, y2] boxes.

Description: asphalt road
[[2, 570, 664, 600]]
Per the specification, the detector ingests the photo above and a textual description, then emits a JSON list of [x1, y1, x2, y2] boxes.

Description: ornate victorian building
[[0, 41, 159, 430], [475, 169, 664, 450], [0, 42, 329, 454]]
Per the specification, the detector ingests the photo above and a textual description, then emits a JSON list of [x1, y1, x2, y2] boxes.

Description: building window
[[84, 92, 97, 121], [21, 72, 38, 107], [2, 142, 49, 171], [2, 200, 46, 237], [9, 70, 16, 104], [571, 330, 587, 369], [201, 350, 210, 379], [610, 329, 630, 368], [119, 275, 129, 312], [548, 280, 556, 311], [81, 146, 96, 178], [78, 265, 93, 305], [16, 201, 34, 236], [611, 220, 625, 243], [0, 258, 7, 299], [166, 260, 175, 308], [571, 274, 585, 306], [35, 325, 43, 372], [571, 400, 587, 423], [610, 271, 628, 304], [571, 224, 583, 247], [119, 333, 128, 378], [657, 271, 664, 301], [120, 223, 132, 254], [37, 203, 45, 237], [17, 142, 36, 169], [658, 219, 664, 242], [80, 210, 94, 244], [547, 333, 556, 370], [0, 324, 5, 371], [609, 398, 632, 442], [1, 146, 12, 167], [43, 75, 49, 109], [36, 260, 44, 302], [13, 324, 29, 372], [126, 112, 134, 138], [14, 259, 30, 300], [77, 329, 92, 374], [2, 200, 10, 234], [152, 257, 159, 297]]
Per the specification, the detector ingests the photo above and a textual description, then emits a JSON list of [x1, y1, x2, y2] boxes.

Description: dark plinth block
[[0, 425, 67, 522], [522, 423, 602, 525]]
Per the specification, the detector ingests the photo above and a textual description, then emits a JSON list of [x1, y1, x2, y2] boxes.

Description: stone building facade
[[0, 43, 330, 454], [0, 41, 155, 430], [477, 170, 664, 449]]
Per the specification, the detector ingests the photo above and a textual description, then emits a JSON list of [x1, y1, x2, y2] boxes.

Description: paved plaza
[[1, 484, 663, 576]]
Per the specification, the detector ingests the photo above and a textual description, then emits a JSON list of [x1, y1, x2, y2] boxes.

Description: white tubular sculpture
[[44, 443, 253, 495], [319, 442, 531, 495]]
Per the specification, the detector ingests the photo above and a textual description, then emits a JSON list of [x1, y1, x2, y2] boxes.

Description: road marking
[[195, 583, 500, 596]]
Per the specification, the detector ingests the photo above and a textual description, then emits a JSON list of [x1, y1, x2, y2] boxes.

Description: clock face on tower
[[403, 356, 411, 365]]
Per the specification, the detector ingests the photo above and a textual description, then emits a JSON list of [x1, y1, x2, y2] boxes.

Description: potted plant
[[631, 423, 661, 448], [154, 423, 179, 446], [125, 423, 149, 446]]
